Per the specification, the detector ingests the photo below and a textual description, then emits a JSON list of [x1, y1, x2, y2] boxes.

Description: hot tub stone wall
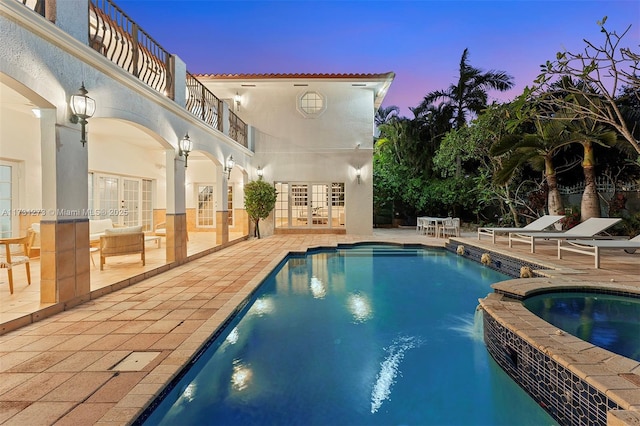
[[484, 313, 621, 425]]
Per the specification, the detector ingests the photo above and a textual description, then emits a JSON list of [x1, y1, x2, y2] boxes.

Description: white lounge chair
[[557, 234, 640, 268], [508, 217, 622, 253], [477, 215, 564, 244]]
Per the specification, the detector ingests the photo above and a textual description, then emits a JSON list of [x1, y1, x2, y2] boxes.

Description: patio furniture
[[417, 217, 437, 236], [440, 217, 460, 238], [90, 218, 118, 244], [557, 234, 640, 268], [99, 226, 145, 270], [145, 235, 161, 248], [508, 217, 622, 253], [477, 215, 564, 244], [28, 222, 40, 257], [1, 232, 35, 294], [154, 222, 166, 236]]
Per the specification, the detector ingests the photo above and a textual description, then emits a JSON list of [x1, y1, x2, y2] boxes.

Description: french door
[[0, 161, 18, 237], [90, 173, 153, 231], [275, 182, 345, 229]]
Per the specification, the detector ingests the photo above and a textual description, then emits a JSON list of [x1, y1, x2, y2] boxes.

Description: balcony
[[17, 0, 248, 148]]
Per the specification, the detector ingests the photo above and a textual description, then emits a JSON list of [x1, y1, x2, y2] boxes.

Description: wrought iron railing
[[88, 0, 173, 98], [17, 0, 45, 17], [185, 72, 222, 132], [229, 111, 248, 148]]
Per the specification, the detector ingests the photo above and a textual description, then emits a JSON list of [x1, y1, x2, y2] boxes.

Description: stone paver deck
[[0, 229, 638, 425]]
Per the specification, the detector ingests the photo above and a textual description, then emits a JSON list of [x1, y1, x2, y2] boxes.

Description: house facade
[[0, 0, 394, 305]]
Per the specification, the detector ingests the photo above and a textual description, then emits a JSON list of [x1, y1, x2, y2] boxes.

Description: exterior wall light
[[69, 83, 96, 146], [356, 167, 362, 184], [256, 166, 264, 179], [225, 155, 235, 179], [234, 92, 241, 112], [179, 133, 193, 167]]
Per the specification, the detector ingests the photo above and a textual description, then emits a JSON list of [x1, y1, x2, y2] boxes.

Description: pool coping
[[2, 233, 638, 425], [132, 241, 640, 425]]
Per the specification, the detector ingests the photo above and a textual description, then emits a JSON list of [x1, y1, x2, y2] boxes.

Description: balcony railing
[[229, 111, 248, 148], [16, 0, 248, 148], [17, 0, 45, 17], [186, 72, 222, 133], [89, 0, 173, 98]]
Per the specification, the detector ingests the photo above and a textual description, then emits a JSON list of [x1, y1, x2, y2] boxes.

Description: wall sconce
[[179, 133, 193, 167], [69, 83, 96, 146], [234, 92, 241, 112], [225, 155, 235, 178], [356, 167, 362, 184], [256, 166, 264, 179]]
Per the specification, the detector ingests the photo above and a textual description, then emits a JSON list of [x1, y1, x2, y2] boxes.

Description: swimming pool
[[524, 291, 640, 362], [139, 244, 556, 425]]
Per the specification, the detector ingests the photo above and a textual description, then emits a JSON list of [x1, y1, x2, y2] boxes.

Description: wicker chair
[[1, 231, 35, 294], [99, 227, 145, 270]]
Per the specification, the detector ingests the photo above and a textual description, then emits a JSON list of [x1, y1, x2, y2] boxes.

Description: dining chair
[[0, 232, 34, 294]]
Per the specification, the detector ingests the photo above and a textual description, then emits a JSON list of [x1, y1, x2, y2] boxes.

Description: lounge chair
[[557, 234, 640, 268], [508, 217, 622, 253], [477, 215, 564, 244]]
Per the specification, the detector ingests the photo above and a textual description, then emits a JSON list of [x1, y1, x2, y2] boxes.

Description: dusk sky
[[118, 0, 639, 117]]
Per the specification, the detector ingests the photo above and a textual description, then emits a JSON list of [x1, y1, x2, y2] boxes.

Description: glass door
[[310, 184, 329, 226], [292, 184, 309, 227], [0, 162, 17, 237], [197, 184, 215, 228], [122, 178, 139, 226]]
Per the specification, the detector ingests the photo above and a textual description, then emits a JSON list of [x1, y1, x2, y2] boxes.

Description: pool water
[[524, 292, 640, 361], [140, 245, 556, 425]]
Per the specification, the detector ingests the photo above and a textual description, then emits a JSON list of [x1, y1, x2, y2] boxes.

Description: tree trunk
[[546, 172, 564, 216], [580, 142, 601, 222], [508, 202, 520, 226], [581, 165, 601, 221], [255, 218, 261, 239]]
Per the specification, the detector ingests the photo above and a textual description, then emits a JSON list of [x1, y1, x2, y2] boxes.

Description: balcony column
[[39, 110, 90, 304], [215, 165, 229, 245], [165, 149, 187, 263]]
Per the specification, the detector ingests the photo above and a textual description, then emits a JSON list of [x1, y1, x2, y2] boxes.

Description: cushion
[[90, 219, 114, 234], [104, 225, 143, 235]]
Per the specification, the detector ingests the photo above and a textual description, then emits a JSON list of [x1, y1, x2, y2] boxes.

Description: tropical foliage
[[374, 21, 639, 228]]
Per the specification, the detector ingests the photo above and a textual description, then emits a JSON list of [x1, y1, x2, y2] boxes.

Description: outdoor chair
[[440, 217, 460, 238], [417, 217, 437, 236], [99, 226, 145, 270], [557, 234, 640, 268], [1, 231, 35, 294], [508, 217, 622, 253], [154, 222, 166, 236], [477, 215, 564, 244]]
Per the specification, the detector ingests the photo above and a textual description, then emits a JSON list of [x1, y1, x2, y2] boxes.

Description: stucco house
[[0, 0, 394, 306]]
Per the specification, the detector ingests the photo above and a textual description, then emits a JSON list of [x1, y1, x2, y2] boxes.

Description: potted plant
[[244, 179, 277, 239]]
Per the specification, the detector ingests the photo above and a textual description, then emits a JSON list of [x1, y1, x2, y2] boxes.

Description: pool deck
[[0, 228, 638, 425]]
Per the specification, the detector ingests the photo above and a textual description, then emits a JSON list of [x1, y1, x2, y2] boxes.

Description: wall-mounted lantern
[[234, 92, 241, 112], [69, 83, 96, 146], [179, 133, 193, 167], [225, 155, 235, 178]]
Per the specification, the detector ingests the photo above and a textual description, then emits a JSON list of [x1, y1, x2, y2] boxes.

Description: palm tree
[[417, 48, 514, 130], [375, 105, 400, 127], [566, 117, 618, 221], [491, 117, 574, 217], [552, 78, 619, 220], [416, 48, 514, 176]]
